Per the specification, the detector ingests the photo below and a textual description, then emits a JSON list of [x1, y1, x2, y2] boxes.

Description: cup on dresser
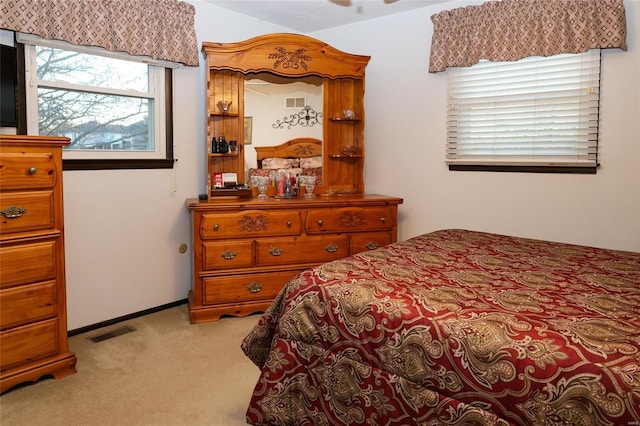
[[251, 175, 270, 199], [298, 175, 316, 198]]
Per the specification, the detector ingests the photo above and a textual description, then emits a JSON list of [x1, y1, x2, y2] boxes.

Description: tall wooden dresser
[[0, 135, 77, 393]]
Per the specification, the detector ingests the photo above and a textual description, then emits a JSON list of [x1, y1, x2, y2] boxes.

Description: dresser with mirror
[[187, 33, 403, 323]]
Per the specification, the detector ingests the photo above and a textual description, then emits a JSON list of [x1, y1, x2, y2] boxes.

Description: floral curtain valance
[[0, 0, 199, 67], [429, 0, 627, 73]]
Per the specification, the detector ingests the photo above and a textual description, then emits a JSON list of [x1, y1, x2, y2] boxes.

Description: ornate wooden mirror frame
[[202, 33, 370, 197]]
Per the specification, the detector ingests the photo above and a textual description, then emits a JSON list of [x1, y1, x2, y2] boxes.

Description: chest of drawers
[[186, 195, 403, 323], [0, 135, 77, 393]]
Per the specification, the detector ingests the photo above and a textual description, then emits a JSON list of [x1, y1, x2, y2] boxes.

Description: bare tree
[[36, 47, 150, 150]]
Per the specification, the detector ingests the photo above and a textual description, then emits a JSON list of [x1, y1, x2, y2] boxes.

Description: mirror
[[243, 73, 323, 174]]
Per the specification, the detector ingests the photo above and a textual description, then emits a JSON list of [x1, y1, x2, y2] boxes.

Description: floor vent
[[90, 326, 136, 343]]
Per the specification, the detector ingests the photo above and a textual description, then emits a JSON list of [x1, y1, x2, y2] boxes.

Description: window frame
[[446, 50, 602, 175], [18, 35, 174, 171]]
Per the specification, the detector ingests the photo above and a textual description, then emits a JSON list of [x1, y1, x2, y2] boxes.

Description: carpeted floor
[[0, 303, 262, 426]]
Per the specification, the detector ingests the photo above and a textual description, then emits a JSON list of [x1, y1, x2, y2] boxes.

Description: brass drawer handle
[[28, 167, 38, 174], [366, 242, 379, 250], [269, 247, 284, 256], [213, 224, 219, 231], [247, 282, 263, 293], [221, 250, 237, 260], [1, 205, 26, 218], [286, 221, 292, 227], [317, 219, 323, 226], [380, 217, 386, 224], [325, 243, 338, 253]]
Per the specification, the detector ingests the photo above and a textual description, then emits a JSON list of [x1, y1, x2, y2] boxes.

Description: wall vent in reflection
[[285, 97, 305, 108]]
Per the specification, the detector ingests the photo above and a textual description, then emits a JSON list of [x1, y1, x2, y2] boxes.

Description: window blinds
[[446, 50, 601, 167]]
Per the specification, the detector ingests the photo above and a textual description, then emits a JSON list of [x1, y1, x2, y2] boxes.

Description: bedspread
[[241, 229, 640, 425]]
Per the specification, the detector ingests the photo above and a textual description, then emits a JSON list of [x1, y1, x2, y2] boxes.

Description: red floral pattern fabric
[[429, 0, 627, 73], [0, 0, 199, 66], [242, 229, 640, 425]]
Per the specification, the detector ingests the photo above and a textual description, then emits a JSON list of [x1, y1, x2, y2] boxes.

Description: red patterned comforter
[[241, 229, 640, 425]]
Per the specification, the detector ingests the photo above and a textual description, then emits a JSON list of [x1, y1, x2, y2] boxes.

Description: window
[[446, 49, 601, 174], [21, 34, 174, 170]]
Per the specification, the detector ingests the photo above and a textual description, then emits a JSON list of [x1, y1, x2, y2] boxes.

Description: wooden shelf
[[210, 112, 239, 117], [329, 117, 361, 122], [209, 187, 251, 198], [330, 154, 362, 159], [209, 152, 239, 158]]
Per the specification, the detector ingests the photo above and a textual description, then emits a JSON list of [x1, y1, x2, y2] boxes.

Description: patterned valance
[[0, 0, 199, 67], [429, 0, 627, 73]]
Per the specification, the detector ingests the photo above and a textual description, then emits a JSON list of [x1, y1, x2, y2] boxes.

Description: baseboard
[[68, 299, 188, 336]]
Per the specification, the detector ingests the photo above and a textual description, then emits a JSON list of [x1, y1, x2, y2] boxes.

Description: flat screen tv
[[1, 44, 18, 127]]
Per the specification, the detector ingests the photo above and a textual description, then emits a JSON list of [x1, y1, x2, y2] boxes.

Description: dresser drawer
[[0, 318, 59, 372], [203, 270, 299, 305], [0, 191, 56, 235], [256, 235, 348, 267], [350, 232, 392, 255], [200, 210, 302, 240], [0, 150, 58, 191], [0, 240, 57, 289], [305, 207, 394, 234], [203, 240, 253, 270], [0, 280, 57, 330]]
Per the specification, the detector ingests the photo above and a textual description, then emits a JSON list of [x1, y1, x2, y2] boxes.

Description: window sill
[[448, 164, 597, 174], [63, 158, 175, 171]]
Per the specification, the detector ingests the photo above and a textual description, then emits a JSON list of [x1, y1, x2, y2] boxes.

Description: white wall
[[313, 0, 640, 252], [62, 2, 292, 329], [55, 0, 638, 329], [244, 80, 323, 175]]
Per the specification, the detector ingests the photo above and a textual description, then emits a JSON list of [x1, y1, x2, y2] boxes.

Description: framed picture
[[244, 116, 253, 145]]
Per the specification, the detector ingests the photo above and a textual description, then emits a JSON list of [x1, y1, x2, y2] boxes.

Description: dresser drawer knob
[[28, 167, 38, 174], [325, 243, 338, 253], [213, 224, 219, 231], [286, 221, 292, 227], [380, 217, 386, 224], [366, 242, 379, 250], [269, 247, 284, 256], [1, 205, 26, 218], [221, 250, 237, 260], [247, 282, 263, 293], [317, 219, 324, 226]]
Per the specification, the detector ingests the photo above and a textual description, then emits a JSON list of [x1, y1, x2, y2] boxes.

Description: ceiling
[[201, 0, 451, 33]]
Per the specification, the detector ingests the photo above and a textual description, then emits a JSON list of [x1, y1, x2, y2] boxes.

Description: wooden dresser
[[190, 34, 403, 323], [187, 195, 403, 323], [0, 135, 77, 393]]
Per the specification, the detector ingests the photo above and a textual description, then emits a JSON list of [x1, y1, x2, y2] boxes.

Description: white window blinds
[[446, 49, 601, 168]]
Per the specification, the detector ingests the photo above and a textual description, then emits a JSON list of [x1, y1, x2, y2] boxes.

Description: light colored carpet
[[0, 304, 262, 426]]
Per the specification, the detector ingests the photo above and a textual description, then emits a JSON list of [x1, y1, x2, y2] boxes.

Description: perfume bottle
[[284, 174, 291, 199]]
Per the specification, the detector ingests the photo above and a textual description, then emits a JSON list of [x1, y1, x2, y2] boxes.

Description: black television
[[1, 44, 18, 127]]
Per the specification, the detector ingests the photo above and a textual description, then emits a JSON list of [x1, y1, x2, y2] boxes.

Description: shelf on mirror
[[209, 152, 239, 157], [329, 117, 361, 122], [329, 154, 362, 158], [210, 112, 239, 117]]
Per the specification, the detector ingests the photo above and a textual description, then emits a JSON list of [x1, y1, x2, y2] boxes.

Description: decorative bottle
[[228, 140, 238, 154], [218, 136, 228, 153]]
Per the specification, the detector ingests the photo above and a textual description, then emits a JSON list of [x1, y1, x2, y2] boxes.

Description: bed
[[241, 229, 640, 425], [247, 137, 323, 187]]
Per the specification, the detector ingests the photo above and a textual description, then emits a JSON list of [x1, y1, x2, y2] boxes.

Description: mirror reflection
[[243, 73, 323, 176]]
